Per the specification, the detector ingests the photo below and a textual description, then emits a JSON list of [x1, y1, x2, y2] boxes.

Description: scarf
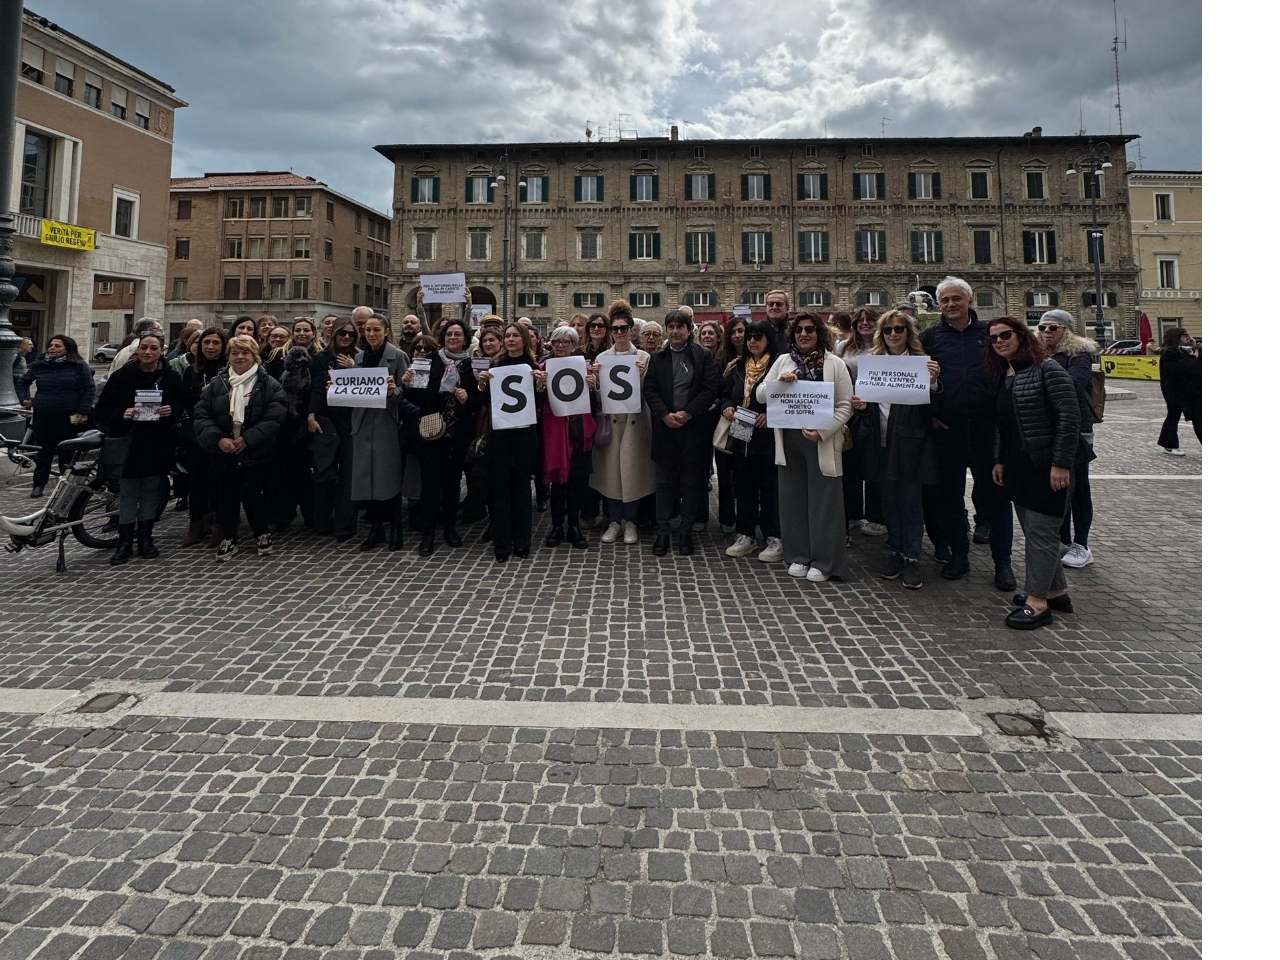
[[360, 341, 388, 368], [790, 347, 826, 381], [742, 354, 771, 401], [440, 347, 469, 362], [228, 364, 259, 437]]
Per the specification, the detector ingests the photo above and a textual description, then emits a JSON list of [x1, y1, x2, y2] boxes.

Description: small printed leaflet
[[410, 358, 433, 389], [765, 380, 835, 429], [598, 356, 642, 414], [855, 354, 931, 405], [328, 367, 387, 409], [134, 389, 163, 422], [491, 366, 538, 430], [470, 305, 493, 326], [545, 356, 592, 417], [730, 405, 757, 442], [419, 272, 467, 303], [470, 357, 491, 373]]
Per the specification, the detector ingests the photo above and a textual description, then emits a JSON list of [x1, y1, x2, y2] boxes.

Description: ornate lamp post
[[1064, 140, 1114, 347], [0, 3, 26, 410], [493, 155, 525, 321]]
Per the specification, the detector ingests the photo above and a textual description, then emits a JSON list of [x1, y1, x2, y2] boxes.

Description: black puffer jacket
[[194, 367, 287, 467], [993, 358, 1080, 471]]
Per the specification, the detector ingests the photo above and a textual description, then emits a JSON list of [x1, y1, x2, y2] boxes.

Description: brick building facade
[[376, 131, 1140, 338], [165, 172, 391, 330]]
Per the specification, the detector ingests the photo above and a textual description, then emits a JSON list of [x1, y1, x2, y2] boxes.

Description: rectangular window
[[686, 231, 716, 265], [520, 176, 549, 203], [1022, 230, 1057, 264], [797, 173, 828, 201], [355, 214, 362, 234], [797, 230, 830, 264], [630, 174, 657, 201], [1083, 172, 1103, 199], [111, 102, 127, 120], [523, 231, 545, 260], [293, 278, 309, 299], [969, 171, 989, 200], [857, 290, 887, 307], [326, 201, 335, 221], [269, 277, 287, 300], [222, 277, 240, 299], [973, 229, 993, 264], [909, 171, 940, 200], [467, 176, 493, 204], [171, 277, 188, 300], [692, 292, 714, 308], [1155, 193, 1173, 221], [174, 238, 190, 260], [577, 230, 600, 260], [410, 176, 439, 203], [575, 174, 603, 202], [113, 196, 135, 238], [910, 230, 944, 263], [98, 281, 114, 295], [295, 196, 312, 217], [686, 173, 714, 201], [856, 172, 885, 201], [630, 292, 659, 308], [976, 291, 995, 308], [323, 279, 332, 301], [854, 230, 887, 264], [1031, 292, 1051, 308], [629, 231, 660, 260], [55, 72, 73, 96], [225, 237, 244, 259], [799, 290, 831, 308], [246, 236, 265, 259], [323, 238, 333, 261], [693, 147, 705, 160], [176, 198, 192, 220], [270, 235, 289, 259], [293, 236, 310, 259], [249, 196, 267, 218], [1157, 258, 1179, 289], [468, 231, 490, 260], [749, 145, 761, 159], [21, 42, 44, 82], [573, 292, 603, 308], [1025, 171, 1045, 199], [742, 231, 772, 265], [134, 113, 149, 130], [743, 291, 766, 307], [518, 292, 549, 308], [352, 284, 360, 304], [742, 174, 771, 201], [1086, 231, 1105, 264], [226, 197, 245, 218], [366, 249, 373, 270], [1082, 291, 1119, 308], [19, 132, 52, 218], [271, 197, 290, 218], [83, 82, 101, 108], [413, 231, 434, 260], [240, 278, 259, 300], [353, 247, 361, 269]]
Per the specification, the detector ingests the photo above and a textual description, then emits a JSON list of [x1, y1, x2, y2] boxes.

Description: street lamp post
[[1064, 140, 1113, 347], [494, 155, 524, 321], [0, 4, 26, 410]]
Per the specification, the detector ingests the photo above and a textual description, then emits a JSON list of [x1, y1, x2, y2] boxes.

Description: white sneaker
[[623, 522, 639, 545], [861, 522, 888, 537], [1062, 544, 1095, 568], [805, 567, 830, 582], [1059, 541, 1073, 557], [1160, 446, 1187, 457], [725, 535, 757, 558], [601, 522, 622, 544], [788, 562, 809, 578], [758, 538, 784, 563]]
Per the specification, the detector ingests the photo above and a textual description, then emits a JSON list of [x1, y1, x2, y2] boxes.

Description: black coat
[[717, 358, 775, 459], [852, 400, 938, 484], [993, 358, 1080, 471], [644, 341, 721, 466], [1159, 350, 1201, 419], [94, 361, 184, 479], [194, 367, 287, 466], [17, 357, 95, 416], [920, 311, 999, 426]]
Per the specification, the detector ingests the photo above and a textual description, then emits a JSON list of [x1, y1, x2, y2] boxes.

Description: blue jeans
[[605, 497, 638, 523], [880, 480, 924, 560]]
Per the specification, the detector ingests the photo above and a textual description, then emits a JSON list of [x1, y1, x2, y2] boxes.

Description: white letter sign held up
[[490, 366, 538, 430], [327, 368, 388, 409], [544, 357, 592, 417], [597, 356, 642, 414], [854, 355, 931, 405], [765, 380, 836, 429]]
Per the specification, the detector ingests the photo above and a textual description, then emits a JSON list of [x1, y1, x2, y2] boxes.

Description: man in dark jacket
[[644, 310, 721, 556], [920, 276, 1015, 589]]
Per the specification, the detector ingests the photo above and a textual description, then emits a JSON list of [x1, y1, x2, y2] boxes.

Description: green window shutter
[[763, 174, 772, 200], [1047, 231, 1057, 263], [629, 292, 639, 307], [910, 231, 923, 263], [797, 231, 806, 263], [629, 233, 637, 259], [742, 233, 750, 262], [796, 174, 805, 199], [974, 230, 991, 264], [819, 174, 828, 200], [685, 292, 695, 306], [876, 172, 886, 199], [685, 174, 693, 200], [629, 175, 637, 201], [518, 181, 527, 203], [685, 232, 694, 264], [764, 232, 773, 263], [707, 174, 716, 200], [820, 232, 830, 263], [430, 178, 440, 202], [710, 292, 719, 307], [876, 231, 887, 262], [1049, 291, 1059, 307], [932, 172, 942, 199], [541, 176, 549, 200], [652, 174, 659, 201], [487, 180, 496, 203], [855, 231, 866, 264], [652, 232, 660, 259], [740, 174, 749, 199], [707, 232, 715, 264], [410, 177, 421, 203], [1025, 292, 1035, 307], [596, 175, 604, 200], [574, 176, 582, 202], [933, 231, 944, 262], [1022, 231, 1035, 264], [908, 174, 917, 200]]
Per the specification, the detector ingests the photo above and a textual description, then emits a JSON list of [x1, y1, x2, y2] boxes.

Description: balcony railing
[[14, 213, 41, 238]]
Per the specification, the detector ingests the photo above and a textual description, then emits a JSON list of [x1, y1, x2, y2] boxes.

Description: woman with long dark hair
[[308, 317, 361, 540], [1157, 327, 1201, 455], [17, 334, 95, 499], [986, 315, 1081, 630], [584, 313, 610, 362], [178, 327, 228, 546], [350, 315, 409, 551]]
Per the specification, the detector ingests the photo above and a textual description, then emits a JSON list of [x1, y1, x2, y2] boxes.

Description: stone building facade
[[10, 9, 185, 350], [1126, 170, 1201, 340], [376, 131, 1140, 338], [166, 172, 392, 331]]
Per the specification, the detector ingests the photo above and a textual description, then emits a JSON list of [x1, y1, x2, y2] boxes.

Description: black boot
[[360, 523, 385, 551], [480, 523, 492, 543], [418, 531, 435, 557], [568, 526, 588, 550], [110, 523, 135, 566], [137, 520, 159, 559], [652, 534, 671, 556], [679, 533, 696, 556], [388, 518, 404, 551], [442, 525, 462, 548], [544, 524, 564, 547]]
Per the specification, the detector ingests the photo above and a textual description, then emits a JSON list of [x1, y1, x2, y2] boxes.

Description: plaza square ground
[[0, 380, 1201, 960]]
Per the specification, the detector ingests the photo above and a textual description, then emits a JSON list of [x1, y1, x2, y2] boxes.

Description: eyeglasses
[[883, 325, 907, 335], [794, 326, 817, 335], [747, 332, 767, 340], [1039, 323, 1062, 333], [987, 330, 1016, 343], [610, 326, 630, 333], [588, 323, 606, 330], [335, 330, 356, 339]]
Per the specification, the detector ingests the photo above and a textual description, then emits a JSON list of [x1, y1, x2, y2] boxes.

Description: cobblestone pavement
[[0, 379, 1201, 958]]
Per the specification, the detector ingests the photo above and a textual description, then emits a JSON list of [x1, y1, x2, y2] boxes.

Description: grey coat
[[350, 344, 409, 501]]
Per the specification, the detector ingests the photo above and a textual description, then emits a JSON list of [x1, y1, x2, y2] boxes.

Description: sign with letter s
[[597, 355, 642, 414], [490, 366, 538, 430]]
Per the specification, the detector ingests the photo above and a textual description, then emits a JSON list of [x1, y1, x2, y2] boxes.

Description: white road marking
[[1047, 711, 1201, 741]]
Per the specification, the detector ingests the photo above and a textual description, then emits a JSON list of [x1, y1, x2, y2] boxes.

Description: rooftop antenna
[[1112, 0, 1127, 135], [1077, 99, 1086, 136], [880, 117, 891, 136]]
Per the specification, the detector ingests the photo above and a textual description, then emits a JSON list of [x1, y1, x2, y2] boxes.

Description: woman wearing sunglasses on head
[[985, 316, 1081, 630], [307, 317, 361, 540], [850, 311, 940, 590]]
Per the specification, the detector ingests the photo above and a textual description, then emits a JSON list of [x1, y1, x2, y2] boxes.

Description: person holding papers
[[755, 311, 853, 582], [850, 310, 940, 590], [590, 311, 653, 546], [540, 326, 597, 549], [432, 320, 481, 547], [308, 318, 361, 541], [95, 332, 183, 566], [350, 316, 409, 552]]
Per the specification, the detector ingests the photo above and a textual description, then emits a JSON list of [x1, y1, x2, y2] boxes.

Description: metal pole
[[500, 156, 509, 320], [1090, 183, 1106, 346], [511, 163, 518, 320], [0, 1, 26, 410]]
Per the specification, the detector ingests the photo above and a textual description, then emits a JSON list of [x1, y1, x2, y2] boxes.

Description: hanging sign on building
[[40, 220, 96, 251]]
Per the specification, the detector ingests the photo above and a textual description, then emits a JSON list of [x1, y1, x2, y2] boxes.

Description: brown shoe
[[182, 518, 206, 548], [206, 522, 222, 549]]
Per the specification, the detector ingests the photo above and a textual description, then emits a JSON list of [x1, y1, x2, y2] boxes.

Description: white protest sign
[[490, 366, 538, 430], [597, 355, 642, 414], [765, 380, 836, 429], [327, 367, 388, 408], [419, 273, 468, 303], [732, 304, 753, 318], [544, 356, 592, 417], [471, 305, 493, 326], [854, 354, 932, 405], [409, 358, 433, 389]]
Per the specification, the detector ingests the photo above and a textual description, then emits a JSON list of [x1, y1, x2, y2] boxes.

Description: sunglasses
[[883, 325, 907, 335], [336, 330, 356, 338], [747, 332, 767, 340], [588, 323, 606, 329], [794, 326, 817, 335], [1039, 323, 1062, 332], [987, 330, 1016, 343], [610, 325, 631, 333]]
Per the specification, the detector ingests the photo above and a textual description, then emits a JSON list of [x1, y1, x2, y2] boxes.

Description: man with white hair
[[352, 305, 374, 348], [919, 276, 1015, 590]]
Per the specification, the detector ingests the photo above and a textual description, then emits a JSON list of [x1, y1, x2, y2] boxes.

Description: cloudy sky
[[32, 0, 1200, 213]]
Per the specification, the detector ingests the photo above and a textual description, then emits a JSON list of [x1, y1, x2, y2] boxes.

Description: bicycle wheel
[[70, 486, 120, 549]]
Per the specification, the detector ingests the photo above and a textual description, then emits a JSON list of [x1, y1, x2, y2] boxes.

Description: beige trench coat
[[590, 345, 655, 502]]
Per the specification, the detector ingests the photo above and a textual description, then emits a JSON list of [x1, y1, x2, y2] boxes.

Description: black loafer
[[652, 535, 670, 557], [1006, 605, 1053, 630], [1013, 593, 1073, 613], [994, 561, 1017, 591]]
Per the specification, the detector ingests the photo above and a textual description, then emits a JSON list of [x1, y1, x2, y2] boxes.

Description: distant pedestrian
[[17, 335, 95, 498], [1157, 327, 1201, 455]]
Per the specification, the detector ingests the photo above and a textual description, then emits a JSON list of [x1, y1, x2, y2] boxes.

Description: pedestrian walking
[[17, 335, 95, 499], [1157, 327, 1201, 454]]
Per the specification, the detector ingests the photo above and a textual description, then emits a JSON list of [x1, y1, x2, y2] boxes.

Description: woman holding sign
[[540, 326, 597, 549], [850, 310, 940, 590], [476, 323, 543, 562], [590, 311, 653, 545], [95, 332, 183, 566], [756, 311, 854, 582], [349, 315, 409, 552], [308, 318, 361, 540], [985, 316, 1081, 630]]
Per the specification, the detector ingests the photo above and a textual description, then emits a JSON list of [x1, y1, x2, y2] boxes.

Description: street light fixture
[[495, 155, 522, 320], [1064, 139, 1113, 347]]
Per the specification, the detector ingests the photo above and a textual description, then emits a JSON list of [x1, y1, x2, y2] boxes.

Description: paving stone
[[521, 912, 567, 946], [570, 914, 616, 953]]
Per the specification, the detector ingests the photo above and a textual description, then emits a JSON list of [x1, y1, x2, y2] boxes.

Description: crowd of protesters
[[9, 274, 1193, 631]]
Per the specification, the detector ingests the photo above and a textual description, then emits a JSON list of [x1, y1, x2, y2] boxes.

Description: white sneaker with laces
[[861, 522, 888, 537], [1062, 543, 1095, 568], [1160, 446, 1187, 457], [725, 535, 757, 558], [805, 566, 830, 582], [1059, 541, 1073, 557], [787, 562, 809, 578], [758, 538, 784, 563], [601, 522, 622, 544], [623, 522, 639, 544], [216, 539, 237, 562]]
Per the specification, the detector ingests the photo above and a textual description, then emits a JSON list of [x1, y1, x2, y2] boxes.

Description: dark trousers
[[654, 426, 706, 536], [186, 448, 214, 521], [580, 486, 602, 523], [416, 438, 465, 532], [313, 427, 357, 538], [488, 427, 538, 555], [367, 494, 401, 526], [1060, 459, 1094, 547], [1158, 401, 1183, 450], [927, 420, 1012, 563], [881, 479, 925, 560], [551, 449, 593, 532], [733, 455, 780, 540], [637, 493, 657, 529], [31, 412, 77, 488], [211, 454, 269, 542], [268, 423, 313, 528]]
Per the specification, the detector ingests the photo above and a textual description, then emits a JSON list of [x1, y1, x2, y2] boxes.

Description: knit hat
[[1039, 309, 1075, 330]]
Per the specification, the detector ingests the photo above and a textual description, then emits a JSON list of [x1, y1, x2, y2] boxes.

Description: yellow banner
[[1100, 354, 1160, 381], [40, 219, 96, 251]]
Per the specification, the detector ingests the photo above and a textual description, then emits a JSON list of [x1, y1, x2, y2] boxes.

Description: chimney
[[1031, 126, 1042, 138], [670, 125, 679, 141]]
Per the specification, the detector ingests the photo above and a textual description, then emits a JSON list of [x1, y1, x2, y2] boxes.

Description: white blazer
[[754, 353, 854, 478]]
